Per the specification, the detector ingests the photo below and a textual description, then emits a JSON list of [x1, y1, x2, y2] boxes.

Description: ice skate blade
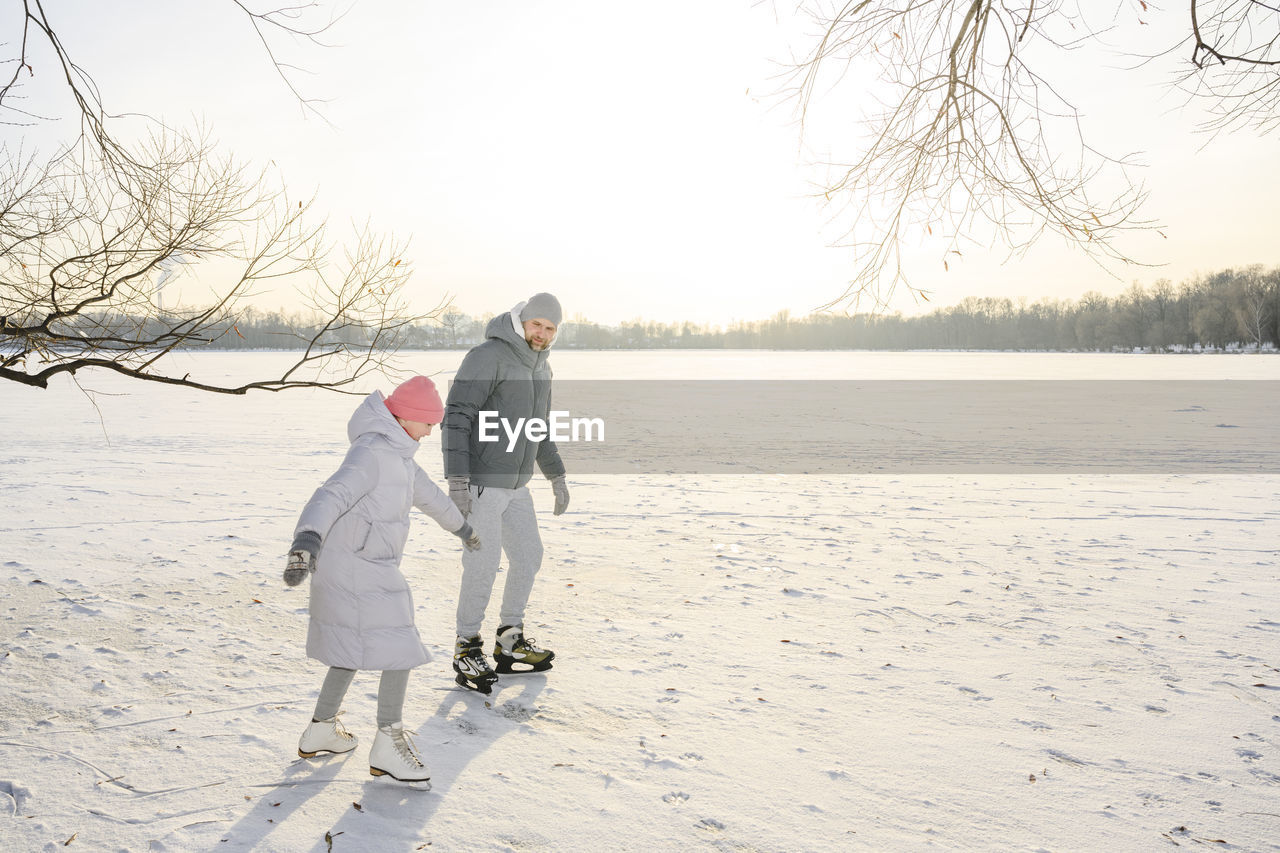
[[298, 747, 353, 759], [494, 656, 554, 675], [370, 767, 432, 790], [454, 672, 494, 695]]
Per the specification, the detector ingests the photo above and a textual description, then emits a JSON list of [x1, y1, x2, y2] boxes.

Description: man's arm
[[442, 346, 500, 480], [536, 384, 567, 514], [535, 384, 566, 480], [535, 434, 566, 481]]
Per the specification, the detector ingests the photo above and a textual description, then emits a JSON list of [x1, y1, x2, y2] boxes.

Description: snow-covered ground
[[2, 351, 1278, 852]]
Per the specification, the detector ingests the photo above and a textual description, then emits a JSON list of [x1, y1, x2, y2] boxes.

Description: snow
[[1, 351, 1278, 852]]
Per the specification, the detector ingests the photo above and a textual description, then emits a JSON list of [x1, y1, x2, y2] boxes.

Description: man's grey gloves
[[284, 530, 322, 586], [448, 476, 471, 517], [454, 520, 482, 552], [550, 475, 569, 516]]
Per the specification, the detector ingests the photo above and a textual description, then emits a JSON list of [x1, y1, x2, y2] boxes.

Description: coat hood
[[347, 390, 419, 457]]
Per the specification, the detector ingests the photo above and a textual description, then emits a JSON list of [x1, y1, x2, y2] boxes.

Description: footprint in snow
[[0, 780, 30, 816], [495, 702, 536, 722], [662, 791, 690, 804], [695, 818, 725, 832]]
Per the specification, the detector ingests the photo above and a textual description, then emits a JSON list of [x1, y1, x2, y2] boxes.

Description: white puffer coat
[[295, 391, 465, 671]]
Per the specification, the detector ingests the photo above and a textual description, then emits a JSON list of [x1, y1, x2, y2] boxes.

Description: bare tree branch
[[785, 1, 1278, 309], [0, 129, 436, 395], [0, 1, 445, 394], [230, 0, 351, 121], [1184, 0, 1280, 133]]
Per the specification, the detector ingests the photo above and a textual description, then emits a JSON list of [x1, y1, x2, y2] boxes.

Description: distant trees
[[181, 265, 1278, 352], [0, 1, 439, 394], [902, 266, 1278, 351], [1234, 266, 1275, 348]]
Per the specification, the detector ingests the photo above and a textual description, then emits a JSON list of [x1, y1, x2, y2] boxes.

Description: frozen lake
[[38, 347, 1278, 382], [1, 351, 1278, 851]]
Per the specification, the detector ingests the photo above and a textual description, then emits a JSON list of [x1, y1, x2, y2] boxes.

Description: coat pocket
[[352, 517, 374, 555], [356, 520, 395, 562]]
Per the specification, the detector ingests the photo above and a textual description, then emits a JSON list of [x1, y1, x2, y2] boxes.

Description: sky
[[5, 1, 1277, 326]]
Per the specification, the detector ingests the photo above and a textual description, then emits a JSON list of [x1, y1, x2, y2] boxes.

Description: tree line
[[35, 264, 1275, 353], [174, 265, 1276, 352]]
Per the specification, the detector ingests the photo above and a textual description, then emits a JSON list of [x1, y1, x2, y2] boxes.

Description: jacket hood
[[347, 390, 419, 457]]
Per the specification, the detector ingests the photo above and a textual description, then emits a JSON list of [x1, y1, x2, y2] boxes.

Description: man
[[442, 293, 570, 694]]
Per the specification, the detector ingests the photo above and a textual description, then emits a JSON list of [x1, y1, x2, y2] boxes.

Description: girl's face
[[397, 419, 435, 442]]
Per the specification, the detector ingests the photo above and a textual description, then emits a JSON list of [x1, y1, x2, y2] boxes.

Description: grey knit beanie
[[519, 292, 563, 326]]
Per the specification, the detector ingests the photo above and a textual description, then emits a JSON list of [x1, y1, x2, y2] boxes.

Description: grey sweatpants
[[455, 484, 544, 638]]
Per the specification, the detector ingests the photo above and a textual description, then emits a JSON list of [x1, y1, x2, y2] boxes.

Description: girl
[[284, 375, 479, 786]]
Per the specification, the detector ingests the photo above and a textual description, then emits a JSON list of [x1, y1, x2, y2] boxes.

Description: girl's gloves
[[453, 521, 482, 552], [550, 475, 569, 516], [284, 530, 322, 586]]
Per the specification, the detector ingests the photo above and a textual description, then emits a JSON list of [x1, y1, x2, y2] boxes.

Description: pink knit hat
[[384, 376, 444, 424]]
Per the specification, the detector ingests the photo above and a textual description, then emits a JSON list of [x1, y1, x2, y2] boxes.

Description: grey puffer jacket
[[295, 391, 465, 671], [442, 305, 566, 489]]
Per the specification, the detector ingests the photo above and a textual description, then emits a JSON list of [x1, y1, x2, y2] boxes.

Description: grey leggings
[[312, 667, 409, 728]]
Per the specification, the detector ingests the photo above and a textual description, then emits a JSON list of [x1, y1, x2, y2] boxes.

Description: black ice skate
[[493, 625, 555, 674], [453, 635, 498, 694]]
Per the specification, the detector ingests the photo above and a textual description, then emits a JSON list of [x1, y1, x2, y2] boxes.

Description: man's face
[[523, 318, 557, 351]]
